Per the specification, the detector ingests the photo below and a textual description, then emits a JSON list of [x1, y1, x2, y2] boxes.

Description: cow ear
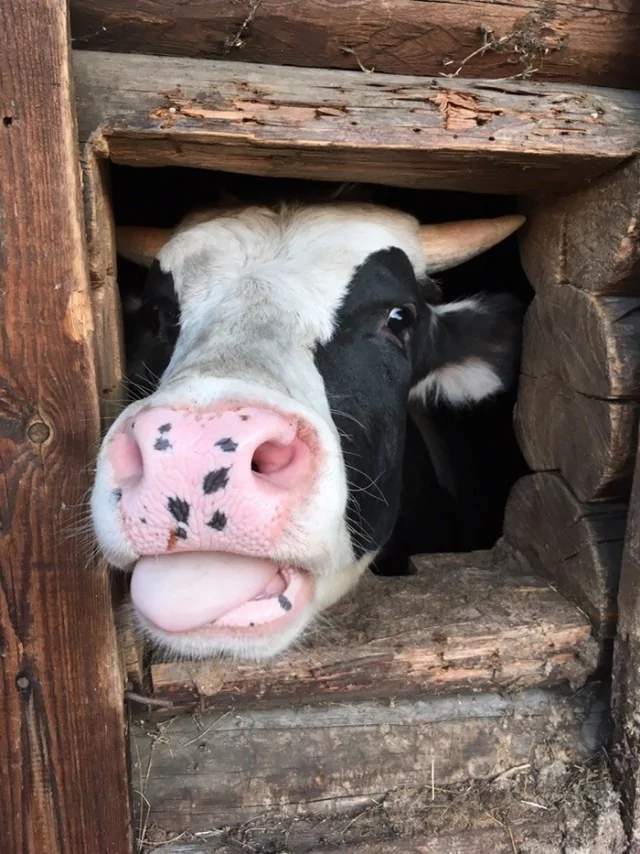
[[116, 226, 173, 268], [419, 215, 525, 273], [410, 294, 523, 407]]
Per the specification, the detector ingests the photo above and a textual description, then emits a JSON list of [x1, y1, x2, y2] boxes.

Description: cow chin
[[129, 553, 373, 661]]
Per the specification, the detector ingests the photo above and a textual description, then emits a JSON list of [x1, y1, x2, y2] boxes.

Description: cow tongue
[[130, 552, 281, 632]]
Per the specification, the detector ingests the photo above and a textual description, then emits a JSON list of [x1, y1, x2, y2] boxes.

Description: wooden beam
[[81, 145, 126, 423], [72, 50, 640, 195], [515, 374, 638, 502], [503, 474, 627, 640], [519, 157, 640, 296], [68, 0, 640, 90], [147, 549, 596, 712], [613, 439, 640, 843], [0, 3, 132, 852], [131, 687, 602, 834], [521, 287, 640, 402]]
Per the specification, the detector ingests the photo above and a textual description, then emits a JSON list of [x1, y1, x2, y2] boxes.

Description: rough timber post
[[0, 2, 132, 851]]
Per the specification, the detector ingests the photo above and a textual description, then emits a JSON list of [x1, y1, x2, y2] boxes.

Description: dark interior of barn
[[111, 164, 533, 570]]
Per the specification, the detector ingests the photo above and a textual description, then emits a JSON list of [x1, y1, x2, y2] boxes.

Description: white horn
[[116, 226, 173, 268], [419, 214, 526, 273]]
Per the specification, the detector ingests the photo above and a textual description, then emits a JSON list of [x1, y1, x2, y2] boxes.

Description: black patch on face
[[139, 517, 147, 524], [125, 262, 181, 400], [167, 496, 190, 525], [278, 594, 292, 612], [203, 467, 230, 494], [315, 248, 421, 559], [154, 437, 172, 451], [158, 423, 172, 433], [207, 510, 227, 531], [315, 248, 522, 564], [175, 526, 187, 540], [112, 488, 123, 502], [215, 437, 238, 453], [240, 415, 249, 421]]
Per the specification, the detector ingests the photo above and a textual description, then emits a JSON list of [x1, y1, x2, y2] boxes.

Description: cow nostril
[[109, 431, 144, 487], [251, 440, 296, 476]]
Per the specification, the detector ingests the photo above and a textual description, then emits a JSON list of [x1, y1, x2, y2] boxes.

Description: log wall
[[72, 51, 640, 196], [69, 0, 640, 90]]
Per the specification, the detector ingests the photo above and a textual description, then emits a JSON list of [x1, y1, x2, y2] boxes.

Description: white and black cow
[[92, 203, 524, 660]]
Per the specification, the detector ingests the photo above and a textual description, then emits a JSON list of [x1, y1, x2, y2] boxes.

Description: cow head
[[92, 204, 523, 659]]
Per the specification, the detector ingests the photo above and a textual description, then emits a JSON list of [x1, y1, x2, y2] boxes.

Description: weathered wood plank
[[515, 374, 638, 502], [613, 436, 640, 844], [503, 474, 627, 639], [515, 287, 640, 501], [0, 2, 132, 852], [131, 688, 601, 834], [72, 51, 640, 195], [69, 0, 640, 90], [146, 549, 597, 711], [520, 157, 640, 296], [81, 145, 126, 423], [522, 287, 640, 401]]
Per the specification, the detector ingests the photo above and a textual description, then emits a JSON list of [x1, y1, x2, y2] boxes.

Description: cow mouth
[[130, 551, 314, 637]]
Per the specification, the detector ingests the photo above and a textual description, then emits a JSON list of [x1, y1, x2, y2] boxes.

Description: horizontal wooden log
[[131, 687, 601, 834], [519, 157, 640, 296], [72, 51, 640, 195], [160, 829, 562, 854], [515, 374, 638, 502], [146, 549, 597, 711], [522, 287, 640, 401], [503, 474, 627, 638], [69, 0, 640, 90]]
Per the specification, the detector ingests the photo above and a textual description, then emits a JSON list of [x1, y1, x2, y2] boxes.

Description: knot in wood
[[27, 420, 51, 444], [15, 673, 32, 698]]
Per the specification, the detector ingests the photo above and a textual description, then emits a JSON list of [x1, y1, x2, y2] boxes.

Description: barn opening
[[110, 163, 532, 568], [73, 47, 639, 850]]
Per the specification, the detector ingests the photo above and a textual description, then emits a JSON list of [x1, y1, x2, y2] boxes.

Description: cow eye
[[383, 305, 416, 346]]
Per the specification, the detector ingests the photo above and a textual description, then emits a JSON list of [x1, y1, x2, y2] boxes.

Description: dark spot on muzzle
[[112, 488, 122, 503], [154, 437, 172, 451], [203, 467, 230, 494], [207, 510, 227, 531], [168, 496, 190, 525], [215, 437, 238, 453], [278, 594, 292, 612], [158, 423, 172, 433]]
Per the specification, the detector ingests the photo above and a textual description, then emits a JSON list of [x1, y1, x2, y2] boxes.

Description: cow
[[92, 203, 524, 660]]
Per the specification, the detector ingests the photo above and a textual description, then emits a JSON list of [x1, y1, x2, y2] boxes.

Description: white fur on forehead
[[156, 204, 428, 346]]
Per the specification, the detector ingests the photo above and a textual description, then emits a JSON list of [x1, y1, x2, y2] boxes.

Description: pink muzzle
[[107, 404, 318, 634]]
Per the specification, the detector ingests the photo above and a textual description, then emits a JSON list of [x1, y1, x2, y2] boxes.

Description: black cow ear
[[126, 261, 181, 397], [411, 294, 523, 407]]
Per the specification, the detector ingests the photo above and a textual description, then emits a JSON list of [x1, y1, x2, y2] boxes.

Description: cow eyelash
[[383, 304, 417, 348]]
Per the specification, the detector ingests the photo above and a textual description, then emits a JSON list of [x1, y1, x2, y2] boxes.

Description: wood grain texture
[[131, 687, 599, 833], [521, 287, 640, 401], [81, 146, 126, 424], [520, 157, 640, 296], [515, 287, 640, 501], [147, 549, 597, 711], [613, 437, 640, 844], [0, 3, 132, 852], [515, 374, 638, 502], [68, 0, 640, 90], [72, 50, 640, 195], [503, 474, 627, 639]]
